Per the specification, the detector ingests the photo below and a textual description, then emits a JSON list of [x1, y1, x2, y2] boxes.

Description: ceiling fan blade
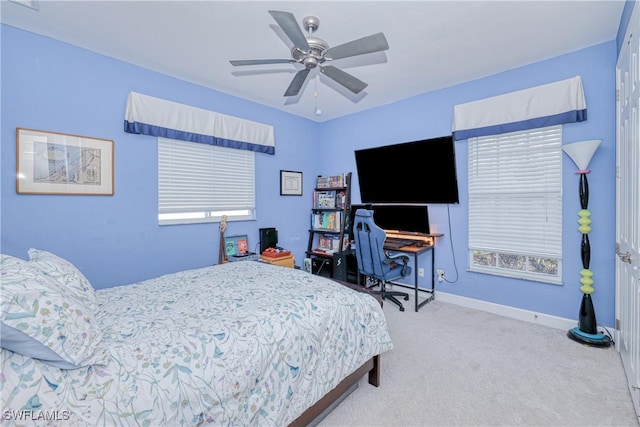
[[320, 65, 368, 94], [230, 59, 292, 66], [284, 68, 311, 97], [268, 10, 310, 52], [324, 32, 389, 61]]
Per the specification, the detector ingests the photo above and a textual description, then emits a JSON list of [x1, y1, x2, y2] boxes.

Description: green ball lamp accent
[[579, 269, 594, 294], [577, 209, 591, 234]]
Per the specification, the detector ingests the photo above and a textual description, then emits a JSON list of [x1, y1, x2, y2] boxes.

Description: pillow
[[27, 248, 97, 310], [0, 254, 103, 368], [0, 323, 77, 369]]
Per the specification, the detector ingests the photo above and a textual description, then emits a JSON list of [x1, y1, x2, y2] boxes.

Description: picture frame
[[280, 170, 303, 196], [16, 128, 114, 195]]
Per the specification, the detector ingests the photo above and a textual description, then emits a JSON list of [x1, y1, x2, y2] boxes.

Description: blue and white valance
[[452, 76, 587, 141], [124, 92, 275, 155]]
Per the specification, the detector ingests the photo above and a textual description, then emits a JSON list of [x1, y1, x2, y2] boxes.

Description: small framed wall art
[[280, 170, 303, 196], [16, 128, 114, 195]]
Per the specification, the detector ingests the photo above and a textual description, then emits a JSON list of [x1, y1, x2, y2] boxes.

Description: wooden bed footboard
[[289, 354, 380, 427]]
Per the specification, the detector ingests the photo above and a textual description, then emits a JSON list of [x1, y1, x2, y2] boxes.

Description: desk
[[384, 233, 443, 312]]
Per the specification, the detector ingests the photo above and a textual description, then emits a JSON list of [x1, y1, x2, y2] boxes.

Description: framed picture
[[16, 128, 114, 195], [280, 170, 303, 196]]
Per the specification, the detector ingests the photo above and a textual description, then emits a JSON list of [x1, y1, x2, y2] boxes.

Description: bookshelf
[[306, 172, 352, 280]]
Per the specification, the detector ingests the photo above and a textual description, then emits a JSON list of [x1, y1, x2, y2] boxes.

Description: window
[[468, 125, 562, 284], [158, 137, 255, 225]]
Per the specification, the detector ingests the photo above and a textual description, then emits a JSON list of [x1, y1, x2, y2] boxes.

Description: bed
[[0, 250, 393, 426]]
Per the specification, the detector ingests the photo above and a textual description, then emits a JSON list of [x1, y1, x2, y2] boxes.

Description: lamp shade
[[562, 139, 602, 170]]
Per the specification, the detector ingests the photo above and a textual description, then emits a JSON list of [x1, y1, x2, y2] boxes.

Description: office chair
[[352, 209, 411, 311]]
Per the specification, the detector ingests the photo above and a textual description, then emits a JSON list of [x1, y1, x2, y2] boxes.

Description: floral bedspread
[[1, 261, 392, 426]]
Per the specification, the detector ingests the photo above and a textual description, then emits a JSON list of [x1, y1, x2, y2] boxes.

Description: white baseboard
[[434, 290, 578, 331]]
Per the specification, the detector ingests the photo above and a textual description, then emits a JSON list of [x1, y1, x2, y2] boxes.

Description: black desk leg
[[415, 247, 436, 312], [414, 252, 419, 311]]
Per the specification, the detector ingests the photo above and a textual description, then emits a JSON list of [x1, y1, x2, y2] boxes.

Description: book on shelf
[[312, 248, 336, 255], [318, 234, 340, 251], [316, 176, 331, 189], [316, 173, 348, 189], [330, 174, 344, 188], [315, 234, 349, 255], [311, 211, 342, 232], [314, 190, 336, 209]]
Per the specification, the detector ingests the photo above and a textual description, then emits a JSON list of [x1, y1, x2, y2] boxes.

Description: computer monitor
[[225, 235, 249, 257], [259, 227, 278, 253], [349, 204, 430, 238]]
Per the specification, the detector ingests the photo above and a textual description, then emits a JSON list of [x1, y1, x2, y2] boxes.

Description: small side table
[[260, 255, 295, 268]]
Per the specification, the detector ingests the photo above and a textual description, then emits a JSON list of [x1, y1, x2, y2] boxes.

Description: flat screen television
[[354, 136, 459, 204], [349, 204, 430, 238]]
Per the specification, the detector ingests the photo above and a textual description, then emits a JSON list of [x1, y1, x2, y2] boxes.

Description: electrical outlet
[[418, 268, 424, 277], [437, 269, 445, 282]]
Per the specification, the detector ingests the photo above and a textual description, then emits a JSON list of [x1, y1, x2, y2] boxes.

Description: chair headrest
[[355, 209, 373, 219]]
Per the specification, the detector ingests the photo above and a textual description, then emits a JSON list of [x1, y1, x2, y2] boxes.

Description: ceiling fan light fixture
[[302, 16, 320, 33], [229, 10, 389, 98], [303, 57, 318, 68]]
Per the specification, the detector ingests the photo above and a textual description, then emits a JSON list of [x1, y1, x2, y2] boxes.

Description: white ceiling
[[1, 0, 626, 122]]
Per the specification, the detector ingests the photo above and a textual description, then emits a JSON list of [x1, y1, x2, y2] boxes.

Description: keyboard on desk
[[383, 237, 416, 250]]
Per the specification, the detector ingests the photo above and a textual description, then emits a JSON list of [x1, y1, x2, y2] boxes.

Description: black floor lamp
[[562, 139, 611, 347]]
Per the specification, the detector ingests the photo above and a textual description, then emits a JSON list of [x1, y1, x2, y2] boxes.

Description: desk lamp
[[562, 139, 611, 347]]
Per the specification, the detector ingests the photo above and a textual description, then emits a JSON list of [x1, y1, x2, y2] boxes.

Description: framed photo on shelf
[[16, 128, 114, 195], [280, 170, 303, 196]]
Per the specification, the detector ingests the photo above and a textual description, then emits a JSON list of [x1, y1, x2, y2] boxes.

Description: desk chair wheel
[[404, 295, 409, 301], [399, 306, 405, 312]]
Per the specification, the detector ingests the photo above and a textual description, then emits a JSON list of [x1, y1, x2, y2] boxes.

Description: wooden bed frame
[[289, 355, 380, 426], [290, 279, 384, 426]]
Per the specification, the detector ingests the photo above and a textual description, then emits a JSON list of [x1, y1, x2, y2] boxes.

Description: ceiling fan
[[229, 10, 389, 97]]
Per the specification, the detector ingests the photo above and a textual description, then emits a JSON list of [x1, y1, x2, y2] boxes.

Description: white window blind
[[468, 125, 562, 283], [158, 137, 255, 225]]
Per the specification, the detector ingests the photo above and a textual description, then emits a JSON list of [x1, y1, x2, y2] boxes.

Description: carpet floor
[[319, 292, 639, 427]]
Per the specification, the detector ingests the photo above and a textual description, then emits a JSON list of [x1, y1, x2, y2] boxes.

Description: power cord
[[599, 324, 615, 346], [440, 203, 459, 284]]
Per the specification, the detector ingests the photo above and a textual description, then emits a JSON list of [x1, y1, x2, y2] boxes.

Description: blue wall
[[320, 41, 618, 326], [1, 25, 321, 287], [0, 22, 620, 327]]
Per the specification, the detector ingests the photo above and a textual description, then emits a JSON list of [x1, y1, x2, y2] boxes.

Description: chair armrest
[[383, 253, 410, 276], [385, 253, 410, 263]]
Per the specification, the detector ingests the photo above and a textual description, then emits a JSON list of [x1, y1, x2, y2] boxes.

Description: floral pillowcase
[[28, 248, 98, 311], [0, 252, 103, 368]]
